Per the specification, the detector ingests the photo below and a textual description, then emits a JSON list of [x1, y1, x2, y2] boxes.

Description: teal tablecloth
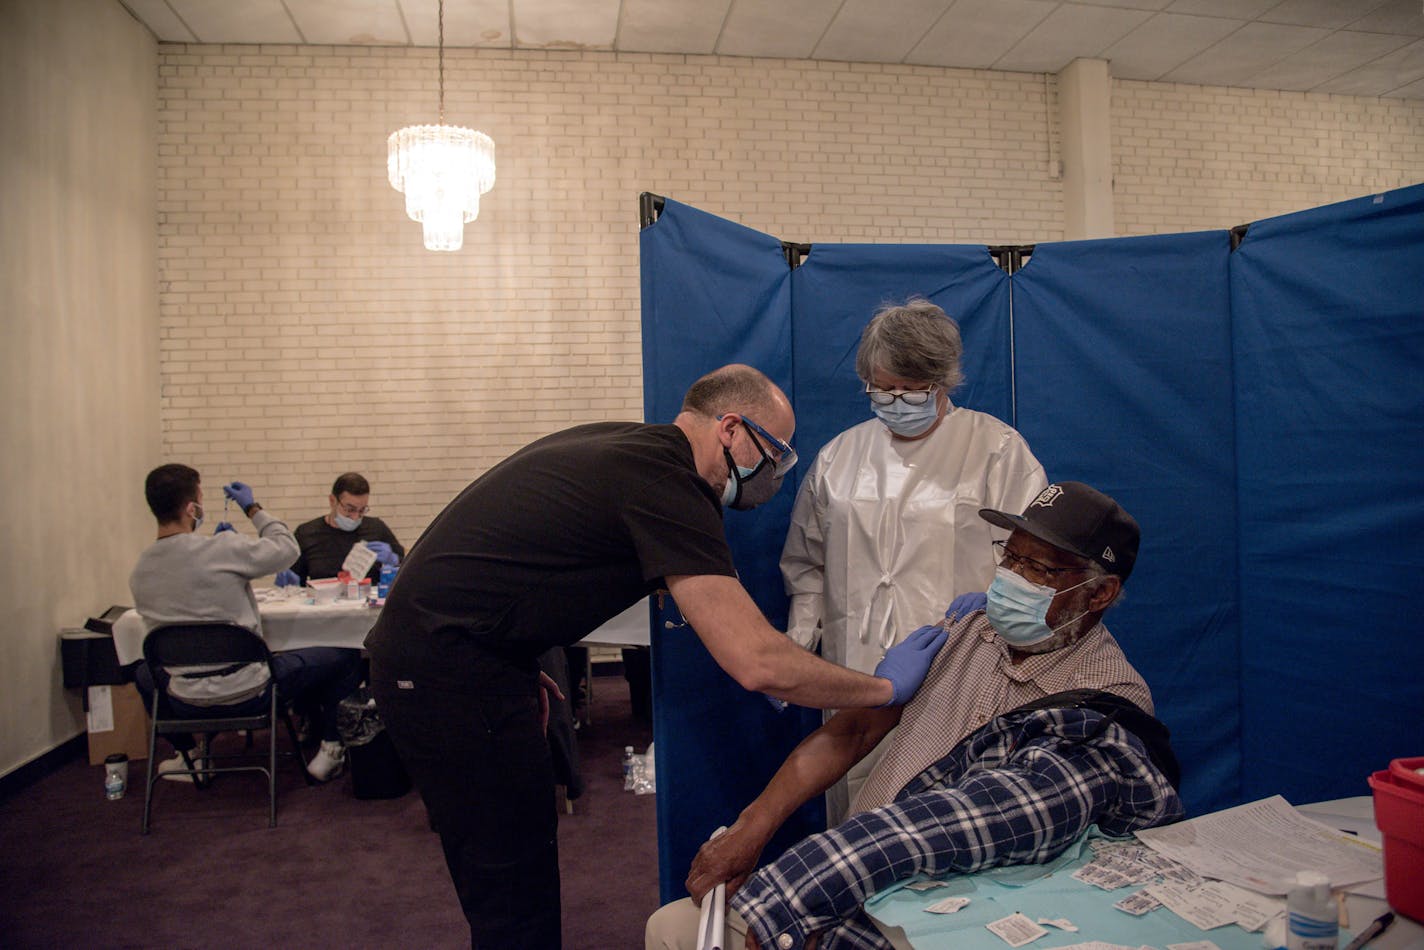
[[864, 832, 1359, 950]]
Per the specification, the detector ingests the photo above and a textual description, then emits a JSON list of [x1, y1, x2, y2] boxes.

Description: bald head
[[674, 364, 795, 493], [681, 364, 790, 424]]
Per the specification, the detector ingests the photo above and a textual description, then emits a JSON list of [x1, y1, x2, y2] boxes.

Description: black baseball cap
[[979, 481, 1140, 580]]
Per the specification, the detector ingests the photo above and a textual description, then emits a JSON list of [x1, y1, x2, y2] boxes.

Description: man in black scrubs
[[366, 364, 948, 948]]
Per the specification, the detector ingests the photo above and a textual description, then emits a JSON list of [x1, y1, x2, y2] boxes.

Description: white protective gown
[[780, 404, 1047, 817]]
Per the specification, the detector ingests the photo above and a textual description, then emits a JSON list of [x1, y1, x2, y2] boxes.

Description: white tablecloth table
[[578, 599, 652, 648], [113, 593, 653, 665], [111, 596, 380, 665]]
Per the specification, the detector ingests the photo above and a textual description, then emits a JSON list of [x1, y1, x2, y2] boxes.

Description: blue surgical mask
[[985, 566, 1094, 648], [190, 503, 204, 531], [333, 513, 361, 531], [872, 398, 939, 437]]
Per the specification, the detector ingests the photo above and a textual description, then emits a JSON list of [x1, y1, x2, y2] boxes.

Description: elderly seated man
[[646, 481, 1184, 950]]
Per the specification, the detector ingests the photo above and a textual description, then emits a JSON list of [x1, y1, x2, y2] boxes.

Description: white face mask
[[333, 512, 361, 531], [190, 503, 204, 531]]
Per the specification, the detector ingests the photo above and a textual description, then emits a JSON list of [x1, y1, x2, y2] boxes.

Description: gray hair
[[854, 297, 965, 391], [1083, 559, 1127, 610]]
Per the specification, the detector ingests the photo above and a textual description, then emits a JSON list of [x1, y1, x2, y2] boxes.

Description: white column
[[1058, 58, 1114, 240]]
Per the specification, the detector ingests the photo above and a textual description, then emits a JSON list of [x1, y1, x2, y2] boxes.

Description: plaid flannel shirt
[[729, 704, 1185, 950]]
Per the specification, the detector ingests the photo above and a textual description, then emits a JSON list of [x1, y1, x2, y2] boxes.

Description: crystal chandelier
[[387, 0, 495, 251]]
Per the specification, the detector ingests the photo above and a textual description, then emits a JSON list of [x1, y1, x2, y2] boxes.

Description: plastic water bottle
[[378, 563, 397, 598], [1286, 870, 1338, 950], [622, 745, 636, 790], [103, 752, 128, 800]]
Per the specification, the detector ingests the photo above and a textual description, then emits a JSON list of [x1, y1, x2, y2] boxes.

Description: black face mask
[[721, 448, 783, 511]]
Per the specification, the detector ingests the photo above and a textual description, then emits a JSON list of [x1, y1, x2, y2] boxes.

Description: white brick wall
[[1113, 79, 1424, 234], [156, 46, 1424, 543]]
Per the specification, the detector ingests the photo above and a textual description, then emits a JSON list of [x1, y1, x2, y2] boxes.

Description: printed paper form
[[1134, 795, 1382, 895]]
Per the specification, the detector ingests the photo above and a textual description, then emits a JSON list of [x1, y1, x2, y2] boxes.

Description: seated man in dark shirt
[[276, 472, 405, 586]]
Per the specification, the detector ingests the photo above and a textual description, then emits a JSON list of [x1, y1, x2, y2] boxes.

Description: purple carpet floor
[[0, 673, 658, 948]]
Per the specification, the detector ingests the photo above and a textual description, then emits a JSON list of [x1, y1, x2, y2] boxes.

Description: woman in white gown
[[781, 297, 1048, 819]]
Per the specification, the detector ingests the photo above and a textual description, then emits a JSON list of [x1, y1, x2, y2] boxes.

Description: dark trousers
[[371, 663, 561, 949], [135, 647, 362, 748]]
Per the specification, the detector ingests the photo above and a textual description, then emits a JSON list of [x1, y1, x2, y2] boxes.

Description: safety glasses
[[737, 416, 798, 477]]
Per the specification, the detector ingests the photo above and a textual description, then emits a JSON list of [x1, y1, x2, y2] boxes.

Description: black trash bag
[[336, 688, 385, 747], [336, 688, 411, 800]]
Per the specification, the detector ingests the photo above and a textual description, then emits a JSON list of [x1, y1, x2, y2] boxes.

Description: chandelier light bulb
[[388, 124, 496, 251], [387, 0, 495, 251]]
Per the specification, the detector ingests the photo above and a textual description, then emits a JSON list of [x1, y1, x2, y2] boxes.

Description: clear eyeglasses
[[865, 384, 938, 407], [991, 539, 1093, 586]]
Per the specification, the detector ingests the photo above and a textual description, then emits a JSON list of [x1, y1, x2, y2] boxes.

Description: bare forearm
[[753, 636, 894, 709], [741, 710, 899, 834], [668, 574, 894, 709]]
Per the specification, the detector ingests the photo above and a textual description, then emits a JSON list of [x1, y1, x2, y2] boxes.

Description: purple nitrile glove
[[943, 592, 987, 623], [873, 624, 949, 705], [365, 541, 399, 568], [222, 481, 256, 510]]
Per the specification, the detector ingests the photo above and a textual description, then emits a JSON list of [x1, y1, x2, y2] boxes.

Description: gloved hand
[[274, 569, 301, 588], [223, 481, 256, 511], [366, 541, 399, 567], [213, 521, 235, 535], [943, 591, 987, 623], [874, 624, 949, 706]]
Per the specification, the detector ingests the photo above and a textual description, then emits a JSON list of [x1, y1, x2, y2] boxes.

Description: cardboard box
[[86, 684, 151, 765]]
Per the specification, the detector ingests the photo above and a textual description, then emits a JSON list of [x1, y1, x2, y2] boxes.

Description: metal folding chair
[[140, 623, 311, 833]]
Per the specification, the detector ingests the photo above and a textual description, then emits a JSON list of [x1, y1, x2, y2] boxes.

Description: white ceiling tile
[[906, 0, 1057, 69], [1164, 0, 1274, 18], [617, 0, 729, 54], [1162, 21, 1329, 85], [1258, 0, 1391, 31], [993, 3, 1155, 73], [716, 0, 840, 60], [513, 0, 619, 49], [1386, 74, 1424, 97], [1313, 37, 1424, 94], [287, 0, 408, 46], [168, 0, 303, 43], [118, 0, 198, 42], [1069, 0, 1173, 9], [401, 0, 512, 47], [1248, 29, 1414, 90], [1103, 13, 1241, 80], [115, 0, 1424, 98], [814, 0, 954, 64], [1342, 0, 1424, 36]]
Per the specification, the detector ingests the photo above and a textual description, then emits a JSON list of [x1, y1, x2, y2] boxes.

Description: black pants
[[371, 662, 561, 949]]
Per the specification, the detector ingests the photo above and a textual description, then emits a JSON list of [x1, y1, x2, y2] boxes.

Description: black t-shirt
[[365, 423, 737, 689], [293, 515, 404, 583]]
